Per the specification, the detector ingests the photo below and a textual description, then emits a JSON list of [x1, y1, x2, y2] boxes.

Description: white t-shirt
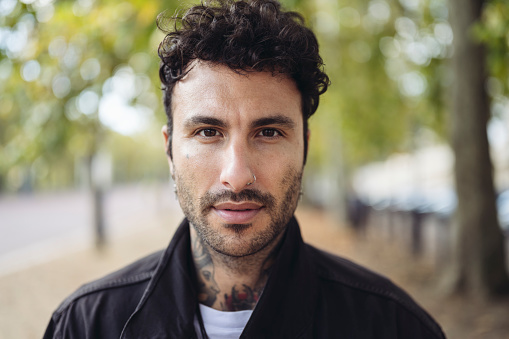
[[193, 304, 253, 339]]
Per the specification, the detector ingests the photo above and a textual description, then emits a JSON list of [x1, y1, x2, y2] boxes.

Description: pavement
[[1, 187, 509, 339], [0, 184, 179, 275]]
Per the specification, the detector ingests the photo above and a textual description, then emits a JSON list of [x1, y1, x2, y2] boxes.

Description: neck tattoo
[[191, 228, 273, 311]]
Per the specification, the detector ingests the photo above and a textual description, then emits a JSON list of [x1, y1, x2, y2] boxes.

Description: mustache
[[199, 188, 276, 213]]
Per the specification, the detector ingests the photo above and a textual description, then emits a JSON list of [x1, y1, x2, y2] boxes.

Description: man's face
[[165, 61, 305, 257]]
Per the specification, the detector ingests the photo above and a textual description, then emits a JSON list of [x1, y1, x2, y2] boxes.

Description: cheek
[[174, 140, 200, 166], [174, 145, 220, 185], [258, 150, 302, 179]]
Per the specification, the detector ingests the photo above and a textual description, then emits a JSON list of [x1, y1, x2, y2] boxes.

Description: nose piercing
[[246, 174, 256, 186]]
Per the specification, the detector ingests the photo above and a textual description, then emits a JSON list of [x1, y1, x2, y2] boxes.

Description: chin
[[206, 228, 278, 258], [191, 210, 287, 258], [209, 242, 268, 258]]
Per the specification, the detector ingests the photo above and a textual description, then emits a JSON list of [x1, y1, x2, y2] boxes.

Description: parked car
[[371, 188, 509, 236]]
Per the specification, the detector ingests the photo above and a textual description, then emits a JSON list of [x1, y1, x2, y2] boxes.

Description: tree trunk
[[448, 0, 509, 298], [86, 153, 106, 250]]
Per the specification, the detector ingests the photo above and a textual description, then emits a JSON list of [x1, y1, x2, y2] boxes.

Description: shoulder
[[305, 244, 445, 338], [45, 250, 163, 339], [306, 244, 402, 296], [57, 250, 162, 312]]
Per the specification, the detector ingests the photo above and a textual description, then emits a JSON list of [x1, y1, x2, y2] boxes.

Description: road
[[0, 183, 182, 275]]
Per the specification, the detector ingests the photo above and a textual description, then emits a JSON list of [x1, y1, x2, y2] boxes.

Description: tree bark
[[448, 0, 509, 298]]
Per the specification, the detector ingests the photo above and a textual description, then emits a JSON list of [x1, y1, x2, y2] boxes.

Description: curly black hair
[[157, 0, 330, 162]]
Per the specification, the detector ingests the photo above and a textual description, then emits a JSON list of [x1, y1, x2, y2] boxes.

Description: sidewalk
[[1, 206, 509, 338]]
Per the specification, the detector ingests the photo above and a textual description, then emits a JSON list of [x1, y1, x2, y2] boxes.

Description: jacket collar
[[121, 216, 318, 338], [241, 216, 319, 338]]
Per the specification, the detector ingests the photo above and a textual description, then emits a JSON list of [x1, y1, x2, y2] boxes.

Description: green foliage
[[2, 0, 507, 192], [0, 0, 177, 192], [474, 1, 509, 100], [306, 0, 453, 170]]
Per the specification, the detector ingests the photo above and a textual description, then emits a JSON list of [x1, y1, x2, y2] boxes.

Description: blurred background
[[1, 0, 509, 337]]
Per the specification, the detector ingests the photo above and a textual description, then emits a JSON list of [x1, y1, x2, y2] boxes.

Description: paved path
[[0, 184, 181, 275]]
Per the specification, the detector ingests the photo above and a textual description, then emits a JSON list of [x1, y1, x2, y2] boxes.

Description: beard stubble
[[175, 166, 302, 258]]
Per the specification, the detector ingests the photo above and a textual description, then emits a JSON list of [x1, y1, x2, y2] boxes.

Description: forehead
[[171, 62, 303, 126]]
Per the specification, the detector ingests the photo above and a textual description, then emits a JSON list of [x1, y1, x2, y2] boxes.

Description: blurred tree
[[0, 0, 174, 193], [0, 0, 180, 248], [477, 0, 509, 96], [0, 0, 453, 194], [301, 0, 509, 298], [299, 0, 452, 215], [310, 0, 452, 168], [447, 0, 509, 298]]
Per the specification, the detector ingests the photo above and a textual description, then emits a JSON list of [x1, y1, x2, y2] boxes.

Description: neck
[[190, 225, 283, 312]]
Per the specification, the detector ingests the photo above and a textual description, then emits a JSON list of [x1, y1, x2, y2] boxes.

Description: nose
[[220, 141, 255, 192]]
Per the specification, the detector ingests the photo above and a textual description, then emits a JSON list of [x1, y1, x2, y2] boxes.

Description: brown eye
[[260, 129, 279, 137], [199, 129, 218, 137]]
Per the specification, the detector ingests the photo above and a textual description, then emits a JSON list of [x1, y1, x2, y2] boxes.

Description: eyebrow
[[250, 115, 296, 129], [184, 115, 228, 129], [183, 114, 296, 130]]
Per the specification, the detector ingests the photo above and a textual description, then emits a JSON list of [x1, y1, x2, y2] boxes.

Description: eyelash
[[197, 129, 220, 138], [195, 128, 283, 139], [257, 128, 281, 138]]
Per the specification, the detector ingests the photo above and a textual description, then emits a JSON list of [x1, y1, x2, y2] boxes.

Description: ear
[[161, 125, 175, 177]]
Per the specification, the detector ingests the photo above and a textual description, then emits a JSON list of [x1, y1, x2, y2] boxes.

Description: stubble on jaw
[[222, 223, 252, 234], [182, 166, 302, 310], [175, 165, 302, 259]]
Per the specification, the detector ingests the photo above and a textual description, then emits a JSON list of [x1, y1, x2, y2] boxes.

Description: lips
[[212, 202, 263, 224]]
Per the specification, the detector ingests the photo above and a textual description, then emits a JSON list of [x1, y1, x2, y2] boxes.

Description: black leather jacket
[[44, 217, 446, 338]]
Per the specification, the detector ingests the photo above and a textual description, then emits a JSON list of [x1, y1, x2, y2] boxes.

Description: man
[[44, 0, 446, 338]]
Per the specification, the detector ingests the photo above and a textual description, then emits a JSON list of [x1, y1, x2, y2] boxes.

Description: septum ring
[[246, 174, 256, 186]]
